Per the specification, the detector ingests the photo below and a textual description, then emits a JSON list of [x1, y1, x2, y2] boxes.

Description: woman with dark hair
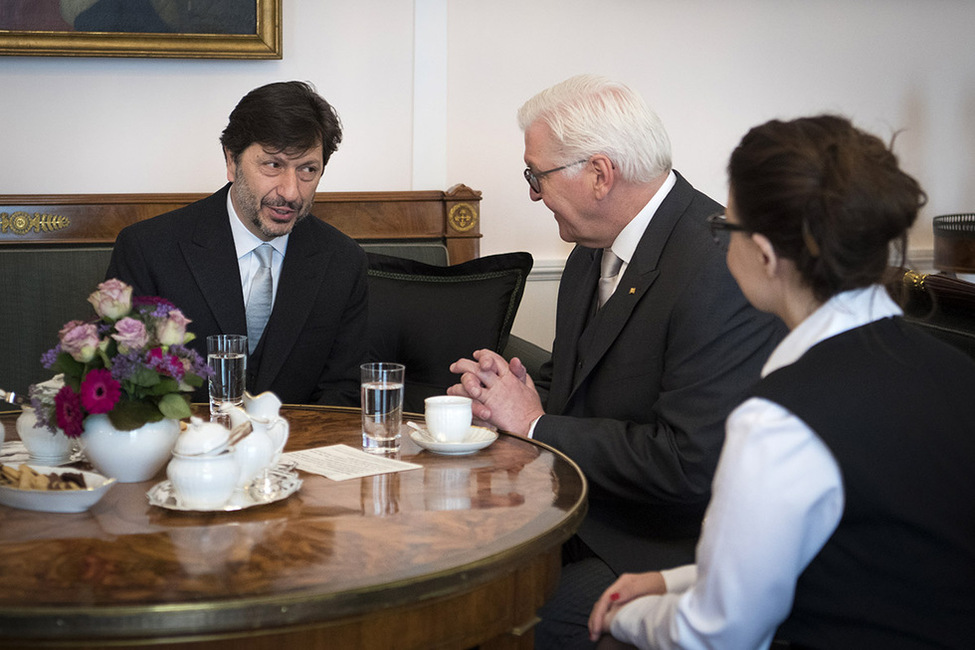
[[588, 115, 975, 649]]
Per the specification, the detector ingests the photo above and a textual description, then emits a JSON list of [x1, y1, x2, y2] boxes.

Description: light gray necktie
[[246, 243, 273, 355], [598, 248, 623, 308]]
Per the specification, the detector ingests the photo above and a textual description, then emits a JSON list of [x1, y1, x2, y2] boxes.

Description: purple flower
[[111, 317, 149, 352], [110, 350, 145, 383], [40, 344, 62, 369], [171, 344, 212, 379], [133, 295, 175, 313], [27, 375, 66, 432], [146, 347, 185, 380], [58, 320, 101, 363]]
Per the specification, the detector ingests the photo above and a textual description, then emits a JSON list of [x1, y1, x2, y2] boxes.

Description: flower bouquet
[[36, 279, 209, 437]]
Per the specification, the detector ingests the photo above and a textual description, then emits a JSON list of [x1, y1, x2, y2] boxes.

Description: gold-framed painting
[[0, 0, 281, 59]]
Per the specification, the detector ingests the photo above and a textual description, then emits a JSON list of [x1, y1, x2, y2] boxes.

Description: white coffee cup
[[424, 395, 473, 443]]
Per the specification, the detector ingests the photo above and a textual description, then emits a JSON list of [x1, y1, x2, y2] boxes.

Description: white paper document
[[283, 444, 422, 481]]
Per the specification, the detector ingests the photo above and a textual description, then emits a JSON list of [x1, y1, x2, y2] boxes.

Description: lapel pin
[[629, 287, 636, 294]]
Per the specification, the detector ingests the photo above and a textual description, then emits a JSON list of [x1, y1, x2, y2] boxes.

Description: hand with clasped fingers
[[447, 349, 545, 436], [588, 572, 667, 642]]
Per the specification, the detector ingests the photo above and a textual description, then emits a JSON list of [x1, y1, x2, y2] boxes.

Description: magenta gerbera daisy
[[80, 368, 122, 415], [54, 385, 85, 439]]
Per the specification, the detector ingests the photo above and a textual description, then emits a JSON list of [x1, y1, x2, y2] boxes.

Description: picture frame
[[0, 0, 281, 59]]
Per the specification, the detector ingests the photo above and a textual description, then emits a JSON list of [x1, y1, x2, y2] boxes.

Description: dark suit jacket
[[106, 184, 368, 406], [532, 171, 786, 574]]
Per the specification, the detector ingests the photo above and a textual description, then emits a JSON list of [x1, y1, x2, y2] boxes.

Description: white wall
[[0, 2, 418, 193], [2, 0, 974, 347]]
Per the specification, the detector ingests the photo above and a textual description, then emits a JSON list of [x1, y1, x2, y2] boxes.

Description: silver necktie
[[598, 248, 623, 308], [246, 243, 274, 355]]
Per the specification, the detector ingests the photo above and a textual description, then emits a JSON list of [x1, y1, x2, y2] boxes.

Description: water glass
[[208, 334, 247, 416], [360, 362, 405, 454]]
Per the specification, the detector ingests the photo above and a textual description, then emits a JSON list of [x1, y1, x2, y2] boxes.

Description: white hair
[[517, 74, 672, 183]]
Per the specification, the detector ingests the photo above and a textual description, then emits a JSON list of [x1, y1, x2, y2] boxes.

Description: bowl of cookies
[[0, 463, 116, 513]]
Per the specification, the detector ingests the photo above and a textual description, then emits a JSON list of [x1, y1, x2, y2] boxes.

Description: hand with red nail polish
[[588, 572, 668, 642]]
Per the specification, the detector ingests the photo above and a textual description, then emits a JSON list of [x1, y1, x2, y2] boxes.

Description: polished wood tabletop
[[0, 406, 587, 649]]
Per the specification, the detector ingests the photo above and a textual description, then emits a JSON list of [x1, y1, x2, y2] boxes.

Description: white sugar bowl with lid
[[166, 417, 238, 510]]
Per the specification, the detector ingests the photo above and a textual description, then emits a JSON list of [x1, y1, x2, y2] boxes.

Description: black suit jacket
[[106, 184, 368, 406], [533, 172, 786, 573]]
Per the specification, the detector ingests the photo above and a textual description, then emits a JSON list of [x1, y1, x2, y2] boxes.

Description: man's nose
[[275, 169, 301, 201]]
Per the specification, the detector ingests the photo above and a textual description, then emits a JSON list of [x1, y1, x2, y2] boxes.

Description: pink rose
[[88, 279, 133, 320], [156, 309, 192, 346], [111, 317, 149, 352], [59, 320, 101, 363]]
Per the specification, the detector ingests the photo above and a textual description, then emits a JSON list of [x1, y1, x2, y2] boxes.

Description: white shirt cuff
[[661, 564, 697, 593]]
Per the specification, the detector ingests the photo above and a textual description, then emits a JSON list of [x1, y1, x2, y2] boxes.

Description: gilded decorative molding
[[902, 268, 927, 290], [447, 203, 477, 233], [0, 211, 70, 236]]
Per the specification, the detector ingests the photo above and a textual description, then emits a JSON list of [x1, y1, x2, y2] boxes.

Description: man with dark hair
[[107, 81, 366, 405]]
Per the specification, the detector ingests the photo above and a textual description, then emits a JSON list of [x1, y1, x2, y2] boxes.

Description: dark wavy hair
[[728, 115, 926, 302], [219, 81, 342, 165]]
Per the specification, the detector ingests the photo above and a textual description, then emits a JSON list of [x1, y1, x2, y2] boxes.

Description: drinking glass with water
[[208, 334, 247, 417], [360, 362, 405, 454]]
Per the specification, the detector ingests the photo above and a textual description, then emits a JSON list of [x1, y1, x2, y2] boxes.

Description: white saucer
[[409, 425, 498, 455], [146, 466, 301, 512]]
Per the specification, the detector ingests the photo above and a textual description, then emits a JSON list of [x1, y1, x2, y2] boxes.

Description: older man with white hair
[[449, 75, 785, 649]]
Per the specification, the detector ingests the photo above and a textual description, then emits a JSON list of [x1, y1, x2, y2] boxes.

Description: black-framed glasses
[[523, 159, 589, 194], [707, 213, 752, 249]]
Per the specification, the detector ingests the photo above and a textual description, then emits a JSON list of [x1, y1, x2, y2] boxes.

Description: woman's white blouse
[[611, 285, 902, 650]]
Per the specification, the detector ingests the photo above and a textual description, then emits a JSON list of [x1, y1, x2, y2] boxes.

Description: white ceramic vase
[[81, 414, 179, 483], [16, 407, 75, 464]]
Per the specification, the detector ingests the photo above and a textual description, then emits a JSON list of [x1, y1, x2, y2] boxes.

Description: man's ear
[[590, 155, 615, 199], [224, 147, 236, 184]]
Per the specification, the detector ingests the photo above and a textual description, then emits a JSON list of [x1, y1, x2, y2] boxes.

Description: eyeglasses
[[523, 159, 589, 194], [706, 213, 752, 249]]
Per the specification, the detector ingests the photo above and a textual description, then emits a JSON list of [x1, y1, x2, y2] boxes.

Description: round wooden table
[[0, 406, 587, 649]]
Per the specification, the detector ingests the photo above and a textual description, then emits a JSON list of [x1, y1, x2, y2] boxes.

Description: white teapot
[[226, 391, 289, 488], [167, 417, 238, 509]]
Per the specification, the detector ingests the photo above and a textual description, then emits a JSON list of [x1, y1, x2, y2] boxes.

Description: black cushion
[[366, 251, 533, 413]]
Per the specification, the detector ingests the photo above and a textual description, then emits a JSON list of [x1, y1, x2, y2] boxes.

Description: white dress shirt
[[602, 170, 676, 297], [227, 193, 288, 308], [610, 285, 902, 650], [526, 171, 676, 438]]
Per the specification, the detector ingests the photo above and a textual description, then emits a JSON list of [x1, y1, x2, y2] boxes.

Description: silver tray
[[147, 465, 301, 512]]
